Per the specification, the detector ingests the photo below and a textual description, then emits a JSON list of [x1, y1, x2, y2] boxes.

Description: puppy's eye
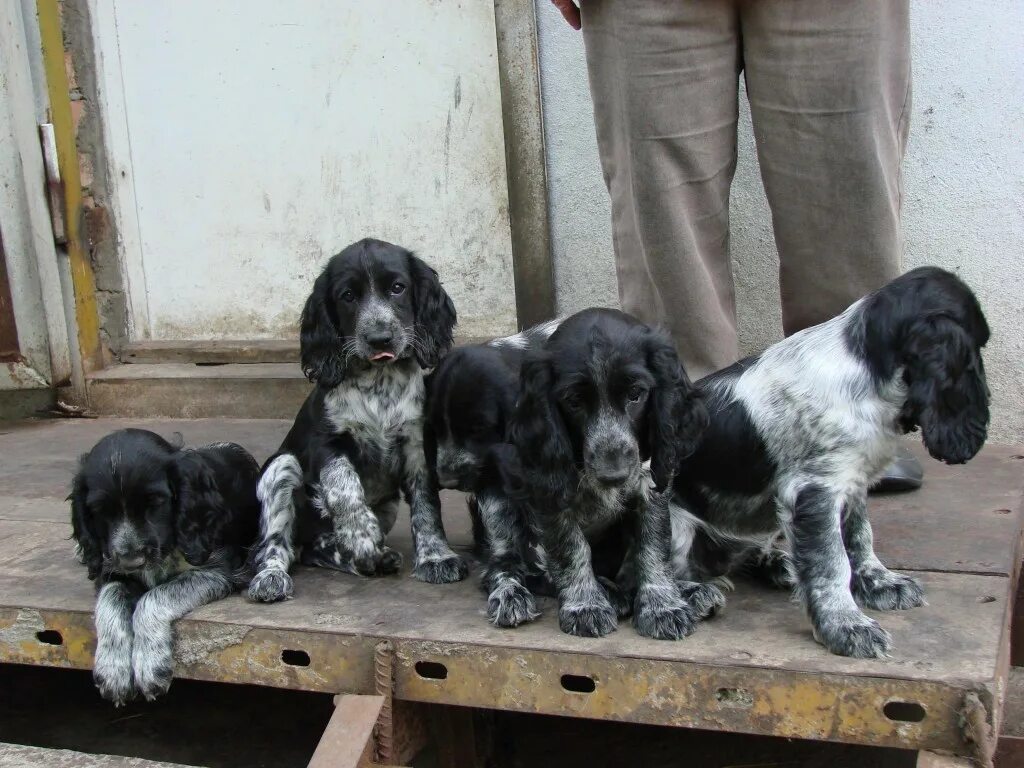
[[341, 289, 356, 303], [390, 281, 406, 296], [562, 391, 584, 410], [627, 385, 648, 404]]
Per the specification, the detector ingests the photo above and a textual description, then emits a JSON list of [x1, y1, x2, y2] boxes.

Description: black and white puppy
[[509, 309, 714, 639], [426, 320, 561, 627], [672, 266, 990, 658], [70, 429, 259, 704], [248, 238, 465, 602]]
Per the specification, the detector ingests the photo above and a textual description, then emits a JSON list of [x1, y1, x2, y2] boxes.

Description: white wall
[[535, 0, 1024, 443]]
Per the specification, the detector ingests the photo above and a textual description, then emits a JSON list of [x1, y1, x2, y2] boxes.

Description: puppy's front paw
[[248, 567, 294, 602], [676, 581, 727, 619], [132, 639, 174, 701], [814, 610, 892, 658], [414, 553, 469, 584], [376, 546, 403, 575], [853, 568, 926, 611], [488, 578, 539, 628], [559, 595, 617, 638], [340, 530, 388, 577], [93, 645, 136, 706], [633, 586, 697, 640]]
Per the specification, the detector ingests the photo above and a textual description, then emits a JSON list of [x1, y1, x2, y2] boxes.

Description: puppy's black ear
[[901, 315, 990, 464], [300, 268, 346, 388], [172, 453, 227, 566], [645, 331, 708, 492], [408, 254, 457, 369], [486, 442, 528, 502], [509, 354, 573, 499], [69, 463, 102, 580]]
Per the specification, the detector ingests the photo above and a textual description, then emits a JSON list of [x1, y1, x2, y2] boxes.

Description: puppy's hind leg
[[843, 491, 925, 610], [248, 454, 301, 602], [132, 566, 233, 700], [93, 579, 144, 705], [478, 492, 538, 628]]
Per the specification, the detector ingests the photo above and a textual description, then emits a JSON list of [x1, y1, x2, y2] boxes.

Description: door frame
[[0, 0, 78, 394]]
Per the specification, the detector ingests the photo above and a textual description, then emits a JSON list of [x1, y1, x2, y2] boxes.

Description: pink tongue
[[371, 351, 395, 362]]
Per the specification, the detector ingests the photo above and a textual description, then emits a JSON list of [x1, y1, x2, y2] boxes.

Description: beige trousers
[[581, 0, 911, 378]]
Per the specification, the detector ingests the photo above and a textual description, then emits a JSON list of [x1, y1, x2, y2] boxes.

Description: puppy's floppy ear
[[300, 268, 346, 388], [69, 462, 102, 580], [901, 315, 990, 464], [485, 442, 528, 502], [171, 452, 227, 566], [645, 331, 708, 492], [508, 354, 573, 498], [408, 254, 457, 369]]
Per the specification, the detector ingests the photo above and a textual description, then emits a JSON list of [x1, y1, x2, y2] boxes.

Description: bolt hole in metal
[[560, 674, 596, 694], [35, 630, 63, 646], [715, 687, 754, 708], [977, 595, 997, 604], [883, 701, 927, 723], [281, 649, 311, 667], [415, 661, 448, 681]]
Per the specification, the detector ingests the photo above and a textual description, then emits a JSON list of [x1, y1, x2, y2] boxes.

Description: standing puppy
[[671, 267, 990, 657], [248, 238, 465, 602], [426, 320, 560, 627], [70, 429, 259, 704], [509, 309, 713, 639]]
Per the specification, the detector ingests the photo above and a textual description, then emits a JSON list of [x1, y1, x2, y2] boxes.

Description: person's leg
[[741, 0, 920, 491], [740, 0, 911, 335], [580, 0, 742, 378]]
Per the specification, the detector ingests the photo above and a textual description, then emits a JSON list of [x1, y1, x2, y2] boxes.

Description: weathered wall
[[535, 0, 1024, 442]]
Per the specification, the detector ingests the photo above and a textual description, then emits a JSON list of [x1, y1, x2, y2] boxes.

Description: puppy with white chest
[[70, 429, 259, 704], [426, 320, 561, 628], [248, 238, 466, 602], [671, 267, 991, 658], [508, 309, 716, 640]]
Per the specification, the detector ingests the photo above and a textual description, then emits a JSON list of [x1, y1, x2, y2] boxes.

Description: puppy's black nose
[[365, 330, 394, 350], [115, 553, 146, 571]]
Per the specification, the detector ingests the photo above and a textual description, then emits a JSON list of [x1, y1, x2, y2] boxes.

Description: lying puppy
[[426, 320, 560, 627], [672, 267, 990, 657], [70, 429, 259, 704], [249, 238, 465, 602], [509, 309, 713, 639]]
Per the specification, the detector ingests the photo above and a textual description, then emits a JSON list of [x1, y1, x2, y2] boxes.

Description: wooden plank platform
[[0, 418, 1021, 762]]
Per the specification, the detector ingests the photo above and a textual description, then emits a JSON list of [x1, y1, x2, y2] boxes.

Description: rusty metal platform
[[0, 418, 1021, 762]]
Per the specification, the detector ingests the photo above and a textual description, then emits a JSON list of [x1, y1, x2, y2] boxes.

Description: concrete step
[[86, 363, 309, 419], [121, 340, 299, 365]]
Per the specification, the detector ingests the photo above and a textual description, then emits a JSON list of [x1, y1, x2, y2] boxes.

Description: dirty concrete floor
[[1, 664, 916, 768]]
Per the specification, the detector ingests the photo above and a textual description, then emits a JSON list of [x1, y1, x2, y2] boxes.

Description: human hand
[[551, 0, 581, 30]]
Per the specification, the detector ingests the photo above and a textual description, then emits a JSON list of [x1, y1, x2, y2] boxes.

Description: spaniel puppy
[[671, 267, 990, 658], [70, 429, 259, 704], [248, 238, 464, 602], [426, 320, 561, 627], [509, 309, 713, 639]]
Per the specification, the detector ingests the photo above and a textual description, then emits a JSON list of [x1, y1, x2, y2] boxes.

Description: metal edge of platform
[[0, 603, 999, 760]]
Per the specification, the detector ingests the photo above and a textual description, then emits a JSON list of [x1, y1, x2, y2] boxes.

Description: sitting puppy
[[509, 309, 712, 639], [248, 238, 465, 602], [671, 267, 990, 658], [426, 320, 561, 627], [70, 429, 259, 704]]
